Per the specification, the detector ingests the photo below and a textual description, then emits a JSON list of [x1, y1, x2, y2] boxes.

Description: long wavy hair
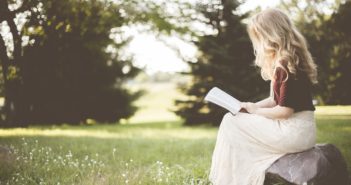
[[247, 8, 318, 84]]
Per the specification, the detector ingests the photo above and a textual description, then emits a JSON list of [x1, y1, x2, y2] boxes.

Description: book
[[204, 87, 242, 114]]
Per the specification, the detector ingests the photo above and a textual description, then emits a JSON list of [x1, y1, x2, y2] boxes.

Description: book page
[[204, 87, 241, 114]]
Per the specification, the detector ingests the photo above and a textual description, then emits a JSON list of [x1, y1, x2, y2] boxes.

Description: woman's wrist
[[241, 102, 259, 114]]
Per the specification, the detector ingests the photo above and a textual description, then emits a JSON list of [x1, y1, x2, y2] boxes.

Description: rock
[[265, 143, 350, 185]]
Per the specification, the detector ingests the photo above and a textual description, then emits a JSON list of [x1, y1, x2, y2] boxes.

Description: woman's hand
[[240, 102, 258, 114]]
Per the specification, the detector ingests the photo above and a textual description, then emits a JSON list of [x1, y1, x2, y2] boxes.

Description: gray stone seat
[[264, 143, 350, 185]]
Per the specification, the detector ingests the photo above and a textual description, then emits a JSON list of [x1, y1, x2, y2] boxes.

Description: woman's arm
[[254, 106, 294, 120], [241, 102, 294, 120], [255, 97, 276, 108]]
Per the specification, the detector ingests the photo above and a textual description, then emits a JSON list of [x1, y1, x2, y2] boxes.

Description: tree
[[175, 0, 268, 126], [0, 0, 194, 126], [0, 0, 39, 126], [0, 0, 143, 126], [322, 1, 351, 104], [22, 0, 144, 124]]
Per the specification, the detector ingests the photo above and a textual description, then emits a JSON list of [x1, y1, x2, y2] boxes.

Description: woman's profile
[[209, 8, 318, 185]]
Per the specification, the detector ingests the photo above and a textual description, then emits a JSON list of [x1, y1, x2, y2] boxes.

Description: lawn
[[0, 106, 350, 185], [0, 121, 217, 185]]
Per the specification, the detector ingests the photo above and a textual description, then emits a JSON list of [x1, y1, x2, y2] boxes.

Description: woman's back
[[273, 66, 315, 112]]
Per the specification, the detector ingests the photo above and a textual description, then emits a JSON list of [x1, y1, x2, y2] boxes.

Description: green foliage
[[0, 0, 199, 126], [175, 0, 268, 125], [321, 1, 351, 104], [15, 0, 141, 124]]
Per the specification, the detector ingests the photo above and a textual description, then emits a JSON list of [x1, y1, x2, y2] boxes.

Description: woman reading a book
[[209, 8, 318, 185]]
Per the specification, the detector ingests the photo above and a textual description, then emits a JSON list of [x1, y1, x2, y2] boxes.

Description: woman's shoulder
[[273, 63, 289, 82]]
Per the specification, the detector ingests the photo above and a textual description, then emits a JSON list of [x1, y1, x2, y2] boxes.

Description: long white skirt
[[209, 111, 316, 185]]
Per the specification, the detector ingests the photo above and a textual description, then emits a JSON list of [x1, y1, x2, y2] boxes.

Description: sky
[[126, 0, 281, 74]]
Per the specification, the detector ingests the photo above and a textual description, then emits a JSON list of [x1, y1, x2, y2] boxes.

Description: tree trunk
[[0, 0, 27, 127]]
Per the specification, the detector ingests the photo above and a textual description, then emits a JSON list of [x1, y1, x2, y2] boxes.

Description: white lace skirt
[[209, 111, 316, 185]]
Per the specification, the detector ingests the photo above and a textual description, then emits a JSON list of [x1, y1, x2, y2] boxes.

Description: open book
[[204, 87, 242, 115]]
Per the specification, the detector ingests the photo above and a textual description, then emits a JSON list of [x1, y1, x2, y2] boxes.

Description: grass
[[0, 108, 350, 184], [0, 82, 350, 184], [0, 121, 218, 185]]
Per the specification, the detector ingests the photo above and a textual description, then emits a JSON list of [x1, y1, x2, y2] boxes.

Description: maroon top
[[273, 66, 315, 112]]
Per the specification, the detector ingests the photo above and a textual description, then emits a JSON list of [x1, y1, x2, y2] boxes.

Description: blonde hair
[[247, 8, 318, 84]]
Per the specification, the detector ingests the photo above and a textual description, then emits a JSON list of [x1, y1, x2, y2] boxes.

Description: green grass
[[0, 121, 218, 185], [0, 108, 350, 184]]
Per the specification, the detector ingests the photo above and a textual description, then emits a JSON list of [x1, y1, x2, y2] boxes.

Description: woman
[[209, 8, 318, 185]]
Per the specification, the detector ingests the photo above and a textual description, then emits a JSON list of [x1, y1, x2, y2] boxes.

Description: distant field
[[126, 82, 185, 123]]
